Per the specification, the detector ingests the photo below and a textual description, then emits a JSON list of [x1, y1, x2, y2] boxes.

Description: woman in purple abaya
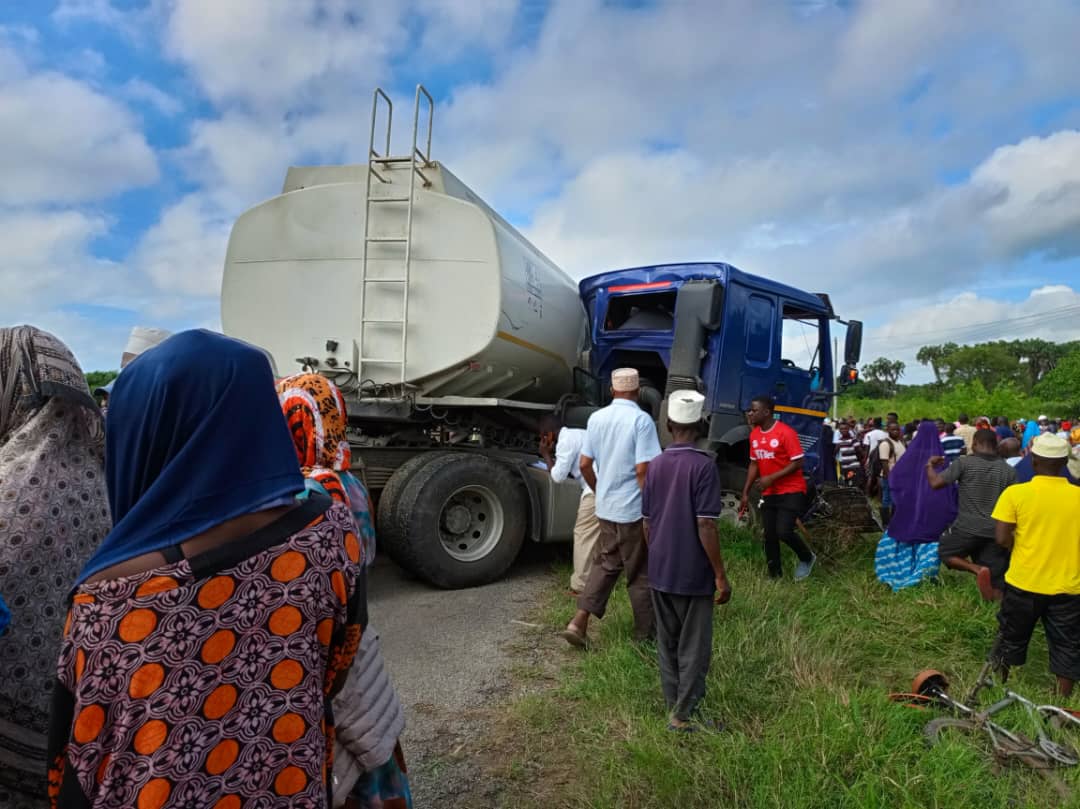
[[874, 421, 958, 590]]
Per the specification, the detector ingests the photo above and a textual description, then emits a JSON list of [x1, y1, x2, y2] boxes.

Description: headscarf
[[1022, 419, 1040, 449], [886, 420, 957, 544], [77, 330, 305, 584], [0, 326, 109, 795], [277, 373, 375, 566]]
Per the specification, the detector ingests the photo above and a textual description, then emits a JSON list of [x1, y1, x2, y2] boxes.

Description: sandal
[[559, 624, 588, 649]]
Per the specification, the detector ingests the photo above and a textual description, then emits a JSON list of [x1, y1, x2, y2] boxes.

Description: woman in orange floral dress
[[48, 331, 365, 808]]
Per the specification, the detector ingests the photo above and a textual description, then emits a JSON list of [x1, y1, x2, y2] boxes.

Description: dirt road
[[367, 543, 566, 807]]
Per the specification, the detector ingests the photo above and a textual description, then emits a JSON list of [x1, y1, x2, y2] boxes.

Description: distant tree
[[862, 357, 905, 397], [85, 370, 119, 392], [936, 342, 1023, 390], [1034, 351, 1080, 405], [916, 343, 958, 384], [1004, 338, 1077, 391]]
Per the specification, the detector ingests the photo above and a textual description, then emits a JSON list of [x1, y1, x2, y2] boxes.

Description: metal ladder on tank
[[358, 85, 435, 387]]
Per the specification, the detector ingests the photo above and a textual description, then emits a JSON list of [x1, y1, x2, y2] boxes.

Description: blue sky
[[3, 0, 1080, 380]]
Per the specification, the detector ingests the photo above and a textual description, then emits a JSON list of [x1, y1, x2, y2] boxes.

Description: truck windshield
[[603, 291, 676, 331]]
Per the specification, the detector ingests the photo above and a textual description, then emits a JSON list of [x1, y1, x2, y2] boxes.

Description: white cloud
[[133, 193, 233, 299], [163, 0, 407, 111], [0, 44, 158, 205], [122, 78, 183, 116], [970, 131, 1080, 261], [864, 285, 1080, 383]]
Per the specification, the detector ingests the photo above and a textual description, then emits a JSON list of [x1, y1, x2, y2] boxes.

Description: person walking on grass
[[561, 368, 662, 647], [642, 391, 731, 732], [989, 434, 1080, 697], [740, 396, 816, 580], [927, 428, 1015, 602]]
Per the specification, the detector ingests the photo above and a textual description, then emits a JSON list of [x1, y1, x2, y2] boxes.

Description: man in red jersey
[[740, 395, 817, 580]]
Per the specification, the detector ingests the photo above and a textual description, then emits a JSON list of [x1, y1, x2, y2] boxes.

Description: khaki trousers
[[570, 491, 601, 593]]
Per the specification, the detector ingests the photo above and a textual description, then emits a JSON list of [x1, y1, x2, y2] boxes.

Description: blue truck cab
[[578, 263, 862, 499]]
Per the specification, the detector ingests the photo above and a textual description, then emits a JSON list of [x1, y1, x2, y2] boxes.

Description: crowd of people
[[0, 326, 411, 809], [3, 324, 1079, 803], [827, 409, 1080, 698]]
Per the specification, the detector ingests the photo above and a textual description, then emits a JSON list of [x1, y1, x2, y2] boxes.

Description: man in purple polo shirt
[[643, 390, 732, 732]]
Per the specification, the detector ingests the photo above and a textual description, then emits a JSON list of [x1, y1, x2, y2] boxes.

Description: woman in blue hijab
[[50, 330, 366, 809], [875, 421, 958, 590]]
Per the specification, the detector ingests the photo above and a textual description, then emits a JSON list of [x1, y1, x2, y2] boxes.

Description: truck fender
[[509, 461, 544, 543]]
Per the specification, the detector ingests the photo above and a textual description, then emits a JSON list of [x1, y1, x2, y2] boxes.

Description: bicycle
[[896, 668, 1080, 800]]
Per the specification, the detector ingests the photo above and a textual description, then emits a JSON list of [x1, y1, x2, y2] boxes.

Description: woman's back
[[49, 330, 365, 809]]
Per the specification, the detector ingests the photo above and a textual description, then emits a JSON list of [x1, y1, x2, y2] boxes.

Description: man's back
[[993, 477, 1080, 595], [583, 399, 661, 522], [941, 434, 965, 459], [643, 445, 722, 596], [939, 453, 1016, 536], [955, 424, 977, 453]]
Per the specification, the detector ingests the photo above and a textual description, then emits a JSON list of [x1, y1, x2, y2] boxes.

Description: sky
[[3, 0, 1080, 382]]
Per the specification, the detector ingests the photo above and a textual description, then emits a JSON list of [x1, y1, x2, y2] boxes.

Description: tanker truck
[[221, 86, 864, 589]]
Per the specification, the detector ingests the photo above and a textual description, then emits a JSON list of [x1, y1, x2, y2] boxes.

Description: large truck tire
[[377, 452, 528, 589], [716, 462, 759, 530]]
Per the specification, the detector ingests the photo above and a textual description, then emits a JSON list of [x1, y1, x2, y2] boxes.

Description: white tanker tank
[[221, 102, 583, 403]]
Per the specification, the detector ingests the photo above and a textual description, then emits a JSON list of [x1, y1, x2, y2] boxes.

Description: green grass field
[[501, 524, 1080, 809]]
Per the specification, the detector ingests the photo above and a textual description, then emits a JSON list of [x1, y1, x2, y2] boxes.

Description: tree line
[[853, 338, 1080, 408]]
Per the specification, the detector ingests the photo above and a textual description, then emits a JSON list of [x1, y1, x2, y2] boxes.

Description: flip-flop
[[559, 626, 588, 648]]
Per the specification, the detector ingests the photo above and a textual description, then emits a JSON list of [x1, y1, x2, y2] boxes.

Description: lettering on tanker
[[524, 259, 543, 319]]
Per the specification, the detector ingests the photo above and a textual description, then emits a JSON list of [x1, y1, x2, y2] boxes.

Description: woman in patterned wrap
[[48, 330, 366, 808], [0, 326, 110, 809], [276, 374, 411, 809]]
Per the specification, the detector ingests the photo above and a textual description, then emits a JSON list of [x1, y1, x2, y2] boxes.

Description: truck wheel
[[377, 452, 527, 589], [716, 463, 759, 530]]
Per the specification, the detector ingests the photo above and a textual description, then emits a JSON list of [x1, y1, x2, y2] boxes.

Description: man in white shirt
[[540, 420, 600, 595], [862, 417, 888, 454], [561, 368, 662, 647]]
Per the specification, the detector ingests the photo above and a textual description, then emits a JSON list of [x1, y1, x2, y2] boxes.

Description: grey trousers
[[652, 589, 714, 722]]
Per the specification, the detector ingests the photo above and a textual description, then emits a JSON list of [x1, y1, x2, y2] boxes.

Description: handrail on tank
[[368, 88, 393, 184], [413, 84, 434, 175]]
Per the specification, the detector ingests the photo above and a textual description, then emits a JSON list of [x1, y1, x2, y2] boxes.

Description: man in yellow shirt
[[991, 433, 1080, 696]]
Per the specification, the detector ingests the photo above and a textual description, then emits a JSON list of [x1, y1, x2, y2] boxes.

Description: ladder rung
[[368, 196, 410, 203], [364, 278, 407, 283], [366, 236, 408, 243], [370, 155, 414, 164], [362, 319, 405, 324], [360, 357, 403, 363]]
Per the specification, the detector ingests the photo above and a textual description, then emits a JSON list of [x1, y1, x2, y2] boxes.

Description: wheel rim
[[718, 489, 750, 527], [439, 485, 504, 562]]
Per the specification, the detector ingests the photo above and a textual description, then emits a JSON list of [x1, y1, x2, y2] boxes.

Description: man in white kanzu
[[561, 368, 662, 647], [539, 418, 600, 596]]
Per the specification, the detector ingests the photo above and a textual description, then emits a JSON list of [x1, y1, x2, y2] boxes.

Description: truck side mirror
[[838, 364, 859, 389], [844, 320, 863, 365]]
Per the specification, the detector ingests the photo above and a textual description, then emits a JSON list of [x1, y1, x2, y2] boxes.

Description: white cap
[[1038, 414, 1049, 422], [668, 390, 705, 424], [611, 368, 639, 392], [123, 326, 172, 360], [1031, 433, 1070, 459]]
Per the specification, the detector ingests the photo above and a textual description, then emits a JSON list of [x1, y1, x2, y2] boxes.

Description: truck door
[[777, 304, 831, 473]]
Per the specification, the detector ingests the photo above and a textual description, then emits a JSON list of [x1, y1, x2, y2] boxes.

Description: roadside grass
[[500, 523, 1078, 809]]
